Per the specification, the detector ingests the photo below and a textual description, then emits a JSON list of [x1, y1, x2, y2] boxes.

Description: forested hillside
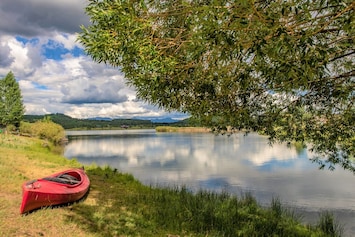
[[23, 113, 189, 130]]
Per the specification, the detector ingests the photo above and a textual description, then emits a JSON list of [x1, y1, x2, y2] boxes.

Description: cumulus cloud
[[61, 79, 129, 104], [65, 102, 159, 119], [0, 0, 187, 120], [0, 43, 15, 67]]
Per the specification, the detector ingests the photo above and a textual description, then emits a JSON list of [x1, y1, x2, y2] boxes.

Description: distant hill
[[88, 117, 113, 121], [151, 117, 178, 123], [23, 113, 191, 130], [133, 116, 180, 123]]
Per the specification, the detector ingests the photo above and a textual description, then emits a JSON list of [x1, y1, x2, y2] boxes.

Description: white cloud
[[0, 0, 186, 120], [0, 42, 15, 67], [53, 33, 81, 50]]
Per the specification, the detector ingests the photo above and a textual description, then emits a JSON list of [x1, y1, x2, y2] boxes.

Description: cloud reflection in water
[[64, 130, 355, 212]]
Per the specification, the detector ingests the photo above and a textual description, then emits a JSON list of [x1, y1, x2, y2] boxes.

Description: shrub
[[19, 120, 65, 144], [32, 120, 65, 144], [19, 121, 32, 135], [6, 124, 17, 133]]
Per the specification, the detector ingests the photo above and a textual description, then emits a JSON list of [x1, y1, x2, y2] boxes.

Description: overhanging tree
[[0, 71, 25, 128], [78, 0, 354, 171]]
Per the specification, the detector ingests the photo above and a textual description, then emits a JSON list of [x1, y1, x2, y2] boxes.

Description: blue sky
[[0, 0, 188, 120]]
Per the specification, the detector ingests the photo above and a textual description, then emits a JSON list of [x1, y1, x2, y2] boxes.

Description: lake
[[64, 129, 355, 236]]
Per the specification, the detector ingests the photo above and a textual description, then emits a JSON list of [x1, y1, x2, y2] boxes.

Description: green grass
[[0, 134, 343, 237], [68, 166, 343, 236]]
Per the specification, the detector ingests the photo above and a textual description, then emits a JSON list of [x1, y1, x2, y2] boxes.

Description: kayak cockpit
[[42, 172, 81, 185]]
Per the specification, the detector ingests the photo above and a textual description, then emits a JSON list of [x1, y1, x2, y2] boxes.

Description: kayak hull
[[20, 168, 90, 214]]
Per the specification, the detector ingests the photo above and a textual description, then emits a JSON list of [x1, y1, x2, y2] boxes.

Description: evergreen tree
[[0, 72, 25, 127]]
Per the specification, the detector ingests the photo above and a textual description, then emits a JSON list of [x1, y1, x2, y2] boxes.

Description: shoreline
[[0, 133, 343, 236]]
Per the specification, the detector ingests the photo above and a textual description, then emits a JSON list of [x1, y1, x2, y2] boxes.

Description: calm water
[[64, 129, 355, 236]]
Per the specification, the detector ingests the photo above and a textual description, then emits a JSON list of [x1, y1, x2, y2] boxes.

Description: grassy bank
[[0, 134, 90, 236], [0, 134, 342, 236]]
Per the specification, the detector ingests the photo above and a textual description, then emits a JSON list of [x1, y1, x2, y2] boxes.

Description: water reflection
[[64, 129, 355, 235]]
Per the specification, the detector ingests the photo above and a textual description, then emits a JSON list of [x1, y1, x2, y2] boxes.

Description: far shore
[[155, 126, 210, 133]]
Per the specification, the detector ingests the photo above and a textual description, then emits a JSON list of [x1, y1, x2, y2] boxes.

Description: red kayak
[[20, 168, 90, 214]]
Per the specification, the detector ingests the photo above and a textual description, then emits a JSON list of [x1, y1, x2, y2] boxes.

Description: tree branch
[[330, 50, 355, 62]]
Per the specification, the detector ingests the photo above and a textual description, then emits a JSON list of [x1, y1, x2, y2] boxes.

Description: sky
[[0, 0, 188, 120]]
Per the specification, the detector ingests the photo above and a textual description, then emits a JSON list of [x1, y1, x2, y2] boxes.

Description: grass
[[0, 134, 91, 237], [0, 133, 343, 236]]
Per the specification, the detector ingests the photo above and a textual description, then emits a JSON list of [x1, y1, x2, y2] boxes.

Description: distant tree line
[[23, 113, 190, 130]]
